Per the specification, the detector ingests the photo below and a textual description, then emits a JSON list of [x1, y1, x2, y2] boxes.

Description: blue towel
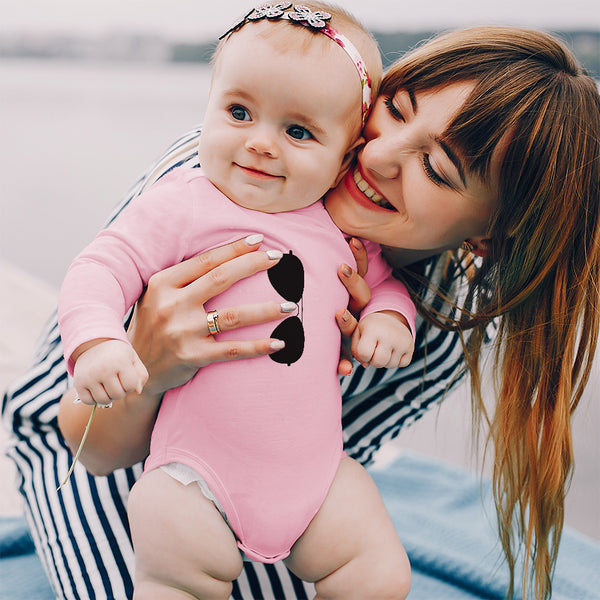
[[371, 451, 600, 600], [0, 517, 54, 599], [1, 452, 598, 599]]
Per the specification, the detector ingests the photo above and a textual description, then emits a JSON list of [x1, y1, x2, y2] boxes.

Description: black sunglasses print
[[268, 250, 304, 365]]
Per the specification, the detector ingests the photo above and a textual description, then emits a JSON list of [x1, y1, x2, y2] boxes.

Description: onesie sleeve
[[359, 239, 417, 340], [58, 169, 195, 374]]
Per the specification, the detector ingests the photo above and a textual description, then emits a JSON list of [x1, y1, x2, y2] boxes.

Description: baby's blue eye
[[230, 105, 250, 121], [287, 125, 313, 140]]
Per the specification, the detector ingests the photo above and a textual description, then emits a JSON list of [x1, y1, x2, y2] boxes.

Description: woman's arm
[[58, 236, 290, 475]]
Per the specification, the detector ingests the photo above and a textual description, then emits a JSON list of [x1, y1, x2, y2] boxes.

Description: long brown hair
[[386, 27, 600, 599]]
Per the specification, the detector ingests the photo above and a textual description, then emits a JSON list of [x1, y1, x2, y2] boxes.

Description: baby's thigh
[[286, 456, 410, 599], [128, 468, 243, 594]]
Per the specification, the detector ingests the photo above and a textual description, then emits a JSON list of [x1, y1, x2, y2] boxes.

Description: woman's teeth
[[353, 169, 394, 210]]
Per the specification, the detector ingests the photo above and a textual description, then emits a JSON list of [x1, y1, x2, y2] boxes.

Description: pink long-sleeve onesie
[[58, 168, 416, 563]]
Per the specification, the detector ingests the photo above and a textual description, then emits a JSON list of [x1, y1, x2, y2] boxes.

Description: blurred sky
[[2, 0, 600, 41]]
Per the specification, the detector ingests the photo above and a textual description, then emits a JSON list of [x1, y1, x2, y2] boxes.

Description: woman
[[4, 26, 600, 600]]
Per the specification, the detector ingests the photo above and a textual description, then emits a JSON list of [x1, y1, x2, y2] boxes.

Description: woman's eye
[[230, 105, 250, 121], [384, 96, 405, 122], [287, 125, 313, 140], [422, 154, 446, 187]]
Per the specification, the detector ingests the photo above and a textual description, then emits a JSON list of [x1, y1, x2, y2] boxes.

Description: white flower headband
[[219, 2, 373, 126]]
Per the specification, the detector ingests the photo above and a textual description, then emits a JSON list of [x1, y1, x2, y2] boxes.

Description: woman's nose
[[361, 136, 402, 180], [245, 129, 278, 158]]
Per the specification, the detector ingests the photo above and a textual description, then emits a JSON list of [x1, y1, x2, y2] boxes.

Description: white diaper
[[161, 462, 251, 561], [161, 462, 227, 518]]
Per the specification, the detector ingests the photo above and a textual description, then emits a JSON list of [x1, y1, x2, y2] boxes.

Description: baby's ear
[[333, 136, 365, 187]]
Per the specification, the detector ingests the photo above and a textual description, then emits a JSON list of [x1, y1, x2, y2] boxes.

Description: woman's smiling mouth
[[351, 167, 396, 211]]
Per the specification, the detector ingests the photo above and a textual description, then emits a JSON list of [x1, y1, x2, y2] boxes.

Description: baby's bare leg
[[285, 456, 410, 600], [128, 468, 243, 600]]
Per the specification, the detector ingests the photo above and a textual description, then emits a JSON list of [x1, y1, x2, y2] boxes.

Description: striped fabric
[[1, 127, 468, 600]]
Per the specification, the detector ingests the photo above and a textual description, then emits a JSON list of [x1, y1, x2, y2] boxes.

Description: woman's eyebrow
[[412, 90, 466, 187], [437, 137, 466, 186], [408, 89, 417, 112]]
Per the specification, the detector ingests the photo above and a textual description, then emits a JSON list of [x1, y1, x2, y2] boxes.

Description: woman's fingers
[[334, 238, 371, 375], [335, 308, 358, 339], [153, 234, 267, 289], [186, 249, 283, 304], [192, 301, 294, 365], [348, 237, 368, 277], [338, 263, 371, 316], [190, 338, 286, 368], [335, 308, 358, 376], [205, 301, 296, 336]]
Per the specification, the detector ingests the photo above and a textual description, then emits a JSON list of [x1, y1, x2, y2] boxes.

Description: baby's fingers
[[396, 348, 413, 368], [75, 387, 96, 406], [80, 382, 113, 406], [350, 330, 375, 368], [73, 375, 111, 405], [375, 346, 413, 369], [367, 344, 395, 369], [118, 360, 149, 397]]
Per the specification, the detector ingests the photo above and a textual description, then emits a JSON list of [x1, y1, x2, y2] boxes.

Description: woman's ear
[[464, 237, 491, 257], [333, 136, 365, 188]]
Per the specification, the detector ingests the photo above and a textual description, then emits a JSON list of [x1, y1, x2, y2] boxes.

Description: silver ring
[[206, 310, 221, 335]]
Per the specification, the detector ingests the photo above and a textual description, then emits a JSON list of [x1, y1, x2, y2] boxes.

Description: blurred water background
[[0, 58, 211, 286]]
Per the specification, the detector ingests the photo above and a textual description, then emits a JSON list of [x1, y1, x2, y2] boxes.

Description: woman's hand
[[58, 234, 290, 474], [335, 238, 372, 376], [128, 234, 291, 396]]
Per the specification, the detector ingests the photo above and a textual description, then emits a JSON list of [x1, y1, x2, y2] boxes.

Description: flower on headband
[[248, 2, 292, 20], [288, 5, 332, 29]]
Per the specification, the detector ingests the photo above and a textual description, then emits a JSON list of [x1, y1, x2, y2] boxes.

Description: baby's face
[[198, 23, 363, 213]]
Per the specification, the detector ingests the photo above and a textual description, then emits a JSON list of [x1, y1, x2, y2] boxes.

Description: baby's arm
[[351, 310, 414, 369], [72, 339, 148, 406], [350, 239, 417, 369], [59, 171, 193, 393]]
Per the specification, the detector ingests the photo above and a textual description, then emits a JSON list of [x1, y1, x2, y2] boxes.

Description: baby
[[58, 3, 414, 598]]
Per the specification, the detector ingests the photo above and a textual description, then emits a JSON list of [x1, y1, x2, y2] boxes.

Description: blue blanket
[[1, 451, 598, 599], [371, 451, 600, 599], [0, 516, 54, 599]]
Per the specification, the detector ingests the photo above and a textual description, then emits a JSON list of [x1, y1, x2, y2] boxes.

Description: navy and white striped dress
[[2, 127, 468, 600]]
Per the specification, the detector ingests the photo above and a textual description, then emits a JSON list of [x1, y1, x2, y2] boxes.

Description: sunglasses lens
[[270, 316, 305, 365], [267, 251, 304, 303]]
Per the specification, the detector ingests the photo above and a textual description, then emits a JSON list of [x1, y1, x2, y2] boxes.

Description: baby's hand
[[351, 311, 414, 369], [73, 339, 148, 406]]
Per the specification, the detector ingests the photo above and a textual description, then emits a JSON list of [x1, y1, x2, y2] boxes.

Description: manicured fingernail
[[266, 250, 283, 260], [73, 397, 82, 404], [269, 339, 285, 350], [341, 264, 353, 277], [340, 309, 350, 322], [280, 301, 297, 313], [351, 238, 363, 250], [245, 234, 264, 245]]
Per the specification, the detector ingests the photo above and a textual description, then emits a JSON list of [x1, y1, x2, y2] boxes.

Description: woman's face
[[324, 82, 499, 254]]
